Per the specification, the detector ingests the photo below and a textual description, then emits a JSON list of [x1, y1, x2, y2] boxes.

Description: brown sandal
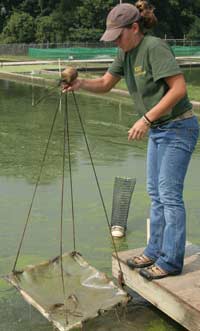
[[127, 254, 155, 269], [139, 264, 181, 280]]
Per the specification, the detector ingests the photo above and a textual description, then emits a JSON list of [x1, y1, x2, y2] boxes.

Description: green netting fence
[[171, 46, 200, 56], [28, 46, 200, 60], [28, 47, 118, 60]]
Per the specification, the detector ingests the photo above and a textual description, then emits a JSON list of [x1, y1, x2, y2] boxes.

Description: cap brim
[[100, 27, 123, 42]]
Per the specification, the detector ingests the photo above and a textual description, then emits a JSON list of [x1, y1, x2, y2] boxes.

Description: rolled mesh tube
[[111, 177, 136, 229]]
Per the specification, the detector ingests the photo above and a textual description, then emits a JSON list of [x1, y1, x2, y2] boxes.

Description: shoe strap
[[134, 254, 152, 263], [147, 264, 166, 276]]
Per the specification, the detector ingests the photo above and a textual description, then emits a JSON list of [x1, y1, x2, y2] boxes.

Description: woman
[[63, 1, 199, 280]]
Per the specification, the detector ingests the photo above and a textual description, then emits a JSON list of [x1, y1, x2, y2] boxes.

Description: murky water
[[184, 66, 200, 85], [0, 79, 199, 331]]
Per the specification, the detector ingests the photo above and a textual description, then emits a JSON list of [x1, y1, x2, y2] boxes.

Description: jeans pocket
[[151, 118, 199, 153], [173, 127, 199, 153]]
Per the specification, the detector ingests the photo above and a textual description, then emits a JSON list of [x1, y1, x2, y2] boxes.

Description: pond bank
[[0, 70, 200, 109]]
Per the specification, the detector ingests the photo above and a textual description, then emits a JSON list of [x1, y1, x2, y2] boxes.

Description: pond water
[[0, 79, 199, 331], [183, 66, 200, 85]]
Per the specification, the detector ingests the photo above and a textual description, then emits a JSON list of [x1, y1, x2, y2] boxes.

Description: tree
[[0, 11, 35, 43], [152, 0, 200, 38], [67, 0, 118, 41], [0, 3, 7, 31], [75, 0, 117, 30], [37, 0, 57, 15], [68, 27, 103, 42], [35, 15, 64, 43], [19, 0, 40, 17], [0, 0, 200, 43], [187, 17, 200, 40]]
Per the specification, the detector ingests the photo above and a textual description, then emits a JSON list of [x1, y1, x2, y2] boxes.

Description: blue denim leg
[[144, 116, 199, 273]]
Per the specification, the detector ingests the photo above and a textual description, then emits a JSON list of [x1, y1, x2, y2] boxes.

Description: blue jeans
[[144, 116, 199, 273]]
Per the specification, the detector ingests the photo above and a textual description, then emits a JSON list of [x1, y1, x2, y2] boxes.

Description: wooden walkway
[[112, 245, 200, 331]]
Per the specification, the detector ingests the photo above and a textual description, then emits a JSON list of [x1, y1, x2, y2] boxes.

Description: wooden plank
[[112, 246, 200, 331]]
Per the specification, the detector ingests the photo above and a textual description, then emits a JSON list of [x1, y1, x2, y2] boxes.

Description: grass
[[0, 55, 32, 61], [187, 84, 200, 102]]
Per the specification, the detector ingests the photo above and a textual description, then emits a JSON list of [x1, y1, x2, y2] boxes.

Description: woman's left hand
[[128, 118, 150, 141]]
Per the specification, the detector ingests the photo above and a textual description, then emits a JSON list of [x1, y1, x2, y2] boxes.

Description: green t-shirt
[[108, 35, 192, 126]]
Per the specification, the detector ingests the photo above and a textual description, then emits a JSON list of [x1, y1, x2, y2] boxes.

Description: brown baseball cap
[[100, 3, 141, 42]]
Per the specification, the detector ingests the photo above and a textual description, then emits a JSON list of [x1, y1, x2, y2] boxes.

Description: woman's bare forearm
[[79, 76, 112, 93], [64, 71, 121, 94]]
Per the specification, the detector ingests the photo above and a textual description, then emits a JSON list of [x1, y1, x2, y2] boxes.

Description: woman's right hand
[[61, 72, 120, 94], [61, 79, 82, 93], [128, 118, 150, 140]]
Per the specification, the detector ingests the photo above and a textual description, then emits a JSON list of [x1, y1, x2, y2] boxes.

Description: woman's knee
[[147, 180, 159, 200], [159, 180, 184, 205]]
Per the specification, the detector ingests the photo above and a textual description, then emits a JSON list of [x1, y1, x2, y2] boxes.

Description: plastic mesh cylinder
[[111, 177, 136, 229]]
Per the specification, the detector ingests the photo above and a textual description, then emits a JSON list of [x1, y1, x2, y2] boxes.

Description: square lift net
[[4, 90, 135, 330], [5, 252, 128, 331]]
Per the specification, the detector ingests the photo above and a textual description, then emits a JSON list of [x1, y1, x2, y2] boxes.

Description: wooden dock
[[112, 245, 200, 331]]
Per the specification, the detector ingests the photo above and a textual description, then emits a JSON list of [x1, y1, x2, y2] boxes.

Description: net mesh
[[5, 252, 128, 331], [111, 177, 136, 229]]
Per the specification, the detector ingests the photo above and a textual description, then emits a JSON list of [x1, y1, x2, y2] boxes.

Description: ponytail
[[135, 0, 157, 30]]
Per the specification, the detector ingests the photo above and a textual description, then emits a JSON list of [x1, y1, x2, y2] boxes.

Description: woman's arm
[[145, 74, 187, 122], [128, 73, 187, 140], [63, 71, 121, 94]]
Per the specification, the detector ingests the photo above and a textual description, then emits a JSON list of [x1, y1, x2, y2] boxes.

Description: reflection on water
[[0, 79, 199, 331]]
